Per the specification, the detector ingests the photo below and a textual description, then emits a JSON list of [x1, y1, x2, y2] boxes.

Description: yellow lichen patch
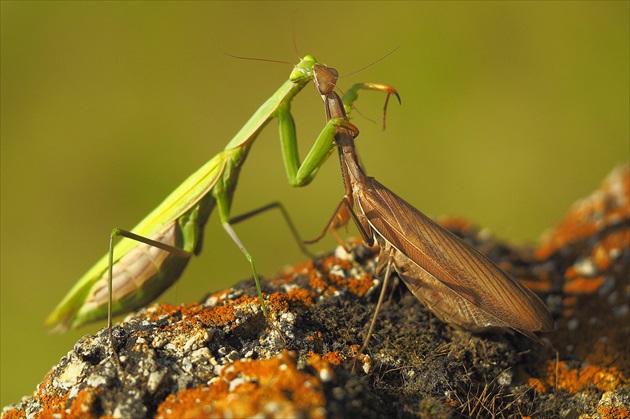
[[532, 360, 628, 393], [155, 351, 326, 419]]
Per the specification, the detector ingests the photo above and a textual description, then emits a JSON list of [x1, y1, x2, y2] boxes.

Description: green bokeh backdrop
[[2, 1, 628, 406]]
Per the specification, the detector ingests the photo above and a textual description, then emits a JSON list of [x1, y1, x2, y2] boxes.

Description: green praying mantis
[[45, 54, 399, 350]]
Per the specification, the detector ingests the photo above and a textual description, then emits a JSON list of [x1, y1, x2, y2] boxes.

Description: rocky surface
[[3, 165, 629, 419]]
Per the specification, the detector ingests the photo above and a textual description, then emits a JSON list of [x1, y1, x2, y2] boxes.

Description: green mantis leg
[[342, 82, 401, 129], [229, 202, 316, 259], [213, 184, 269, 316], [213, 103, 358, 316], [278, 103, 357, 187], [280, 81, 398, 186], [107, 228, 193, 367]]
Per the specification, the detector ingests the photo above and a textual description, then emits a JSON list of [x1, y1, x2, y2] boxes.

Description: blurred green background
[[2, 1, 627, 407]]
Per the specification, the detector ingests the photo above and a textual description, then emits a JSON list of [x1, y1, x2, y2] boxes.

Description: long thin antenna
[[292, 22, 301, 60], [341, 46, 400, 79], [221, 50, 291, 66]]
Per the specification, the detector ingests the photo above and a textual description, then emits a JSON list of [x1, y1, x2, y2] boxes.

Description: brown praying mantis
[[311, 66, 553, 352]]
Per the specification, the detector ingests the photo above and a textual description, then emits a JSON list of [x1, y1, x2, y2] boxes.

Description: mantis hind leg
[[357, 247, 396, 357]]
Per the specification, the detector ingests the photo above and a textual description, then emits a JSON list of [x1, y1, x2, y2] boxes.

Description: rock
[[3, 165, 628, 419]]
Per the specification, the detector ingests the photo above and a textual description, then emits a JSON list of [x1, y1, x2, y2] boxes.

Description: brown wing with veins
[[357, 177, 553, 339]]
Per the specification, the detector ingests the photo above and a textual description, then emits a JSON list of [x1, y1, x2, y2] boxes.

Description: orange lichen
[[64, 388, 101, 419], [3, 385, 102, 419], [265, 292, 290, 313], [444, 397, 458, 408], [598, 403, 630, 419], [1, 408, 26, 419], [527, 377, 546, 393], [563, 275, 606, 294], [279, 260, 315, 279], [267, 288, 316, 313], [150, 299, 239, 329], [299, 251, 375, 298], [321, 351, 345, 366], [535, 165, 629, 260], [306, 352, 337, 381], [191, 300, 237, 327], [286, 288, 316, 306], [306, 331, 324, 343], [584, 342, 624, 368], [593, 230, 629, 271], [307, 273, 330, 293], [155, 351, 326, 419], [531, 360, 628, 394], [32, 386, 70, 419], [146, 302, 188, 319], [558, 364, 625, 393], [334, 272, 374, 297]]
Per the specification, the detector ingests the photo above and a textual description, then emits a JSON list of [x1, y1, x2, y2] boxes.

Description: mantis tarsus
[[45, 55, 398, 359], [315, 67, 553, 352]]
